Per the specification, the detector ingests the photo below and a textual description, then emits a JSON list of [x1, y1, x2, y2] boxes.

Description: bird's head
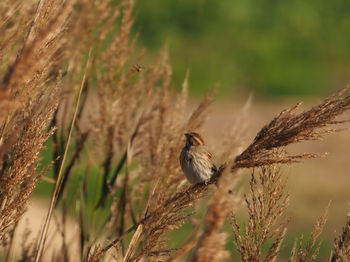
[[184, 132, 205, 148]]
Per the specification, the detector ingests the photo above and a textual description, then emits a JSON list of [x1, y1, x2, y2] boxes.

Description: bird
[[179, 132, 217, 184]]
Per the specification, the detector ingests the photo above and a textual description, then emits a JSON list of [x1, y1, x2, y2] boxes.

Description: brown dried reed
[[1, 0, 350, 261], [289, 203, 330, 262], [232, 166, 289, 261], [330, 208, 350, 262], [191, 168, 239, 262], [0, 0, 71, 248]]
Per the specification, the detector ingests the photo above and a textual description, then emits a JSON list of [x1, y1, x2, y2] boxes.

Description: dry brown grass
[[330, 208, 350, 262], [0, 0, 70, 246], [1, 0, 350, 261], [231, 166, 288, 262], [289, 203, 330, 262]]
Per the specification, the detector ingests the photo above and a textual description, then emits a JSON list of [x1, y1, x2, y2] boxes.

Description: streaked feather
[[180, 133, 216, 184]]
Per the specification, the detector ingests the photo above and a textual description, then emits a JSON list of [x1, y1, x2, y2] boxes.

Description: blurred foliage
[[133, 0, 350, 97]]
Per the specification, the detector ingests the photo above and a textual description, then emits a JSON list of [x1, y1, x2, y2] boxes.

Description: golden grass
[[0, 0, 350, 261]]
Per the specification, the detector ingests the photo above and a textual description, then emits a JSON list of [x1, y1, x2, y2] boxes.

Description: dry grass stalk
[[290, 202, 330, 262], [330, 208, 350, 262], [34, 48, 92, 262], [232, 166, 289, 261], [123, 224, 143, 262], [87, 245, 103, 262], [191, 168, 240, 262], [1, 0, 72, 93], [233, 87, 350, 169], [0, 1, 72, 219], [0, 1, 32, 63], [0, 79, 61, 245]]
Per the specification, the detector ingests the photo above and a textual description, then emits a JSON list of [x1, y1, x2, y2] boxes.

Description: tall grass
[[0, 0, 349, 261]]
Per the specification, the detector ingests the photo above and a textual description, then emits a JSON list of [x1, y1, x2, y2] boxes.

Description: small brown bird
[[179, 132, 217, 184]]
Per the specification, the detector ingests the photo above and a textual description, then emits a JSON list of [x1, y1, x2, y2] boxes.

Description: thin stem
[[5, 221, 18, 262], [34, 49, 92, 262]]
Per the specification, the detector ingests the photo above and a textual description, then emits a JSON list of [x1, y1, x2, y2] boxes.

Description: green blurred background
[[133, 0, 350, 97]]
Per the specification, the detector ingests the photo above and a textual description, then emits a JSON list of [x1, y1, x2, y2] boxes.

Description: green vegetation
[[134, 0, 350, 97]]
